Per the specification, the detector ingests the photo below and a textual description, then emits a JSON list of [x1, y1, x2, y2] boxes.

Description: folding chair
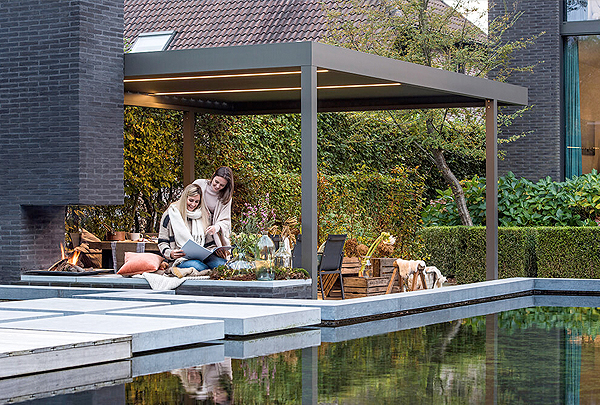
[[318, 234, 347, 300]]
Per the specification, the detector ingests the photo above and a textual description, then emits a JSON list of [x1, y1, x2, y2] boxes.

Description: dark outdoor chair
[[291, 234, 302, 269], [318, 234, 347, 300]]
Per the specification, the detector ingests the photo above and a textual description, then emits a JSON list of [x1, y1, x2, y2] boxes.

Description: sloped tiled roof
[[124, 0, 484, 51]]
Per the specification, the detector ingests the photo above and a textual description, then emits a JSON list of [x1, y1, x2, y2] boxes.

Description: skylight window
[[130, 31, 175, 53]]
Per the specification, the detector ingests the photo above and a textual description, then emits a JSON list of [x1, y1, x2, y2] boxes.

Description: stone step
[[0, 297, 170, 315], [109, 302, 321, 336], [0, 314, 224, 353], [0, 328, 131, 378]]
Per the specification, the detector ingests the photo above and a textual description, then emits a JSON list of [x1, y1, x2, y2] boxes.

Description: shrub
[[535, 227, 600, 279], [420, 226, 599, 283], [233, 165, 427, 259], [422, 171, 600, 227]]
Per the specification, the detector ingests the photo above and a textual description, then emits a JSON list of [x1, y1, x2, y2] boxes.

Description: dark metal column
[[301, 65, 318, 299], [183, 110, 195, 185], [486, 99, 498, 280]]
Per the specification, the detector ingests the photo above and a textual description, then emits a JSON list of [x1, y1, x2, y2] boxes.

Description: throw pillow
[[117, 252, 164, 276]]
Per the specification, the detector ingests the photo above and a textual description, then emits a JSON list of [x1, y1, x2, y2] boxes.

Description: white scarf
[[168, 205, 205, 248]]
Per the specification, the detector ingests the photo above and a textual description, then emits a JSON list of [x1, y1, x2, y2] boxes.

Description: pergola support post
[[301, 64, 318, 299], [183, 110, 196, 185], [485, 99, 498, 280]]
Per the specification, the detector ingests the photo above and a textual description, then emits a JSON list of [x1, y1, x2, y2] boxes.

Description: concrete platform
[[0, 297, 170, 315], [320, 295, 535, 343], [109, 303, 321, 336], [0, 361, 131, 404], [0, 284, 164, 300], [78, 277, 600, 325], [0, 314, 224, 353], [0, 309, 62, 323], [219, 329, 321, 359], [0, 328, 131, 377]]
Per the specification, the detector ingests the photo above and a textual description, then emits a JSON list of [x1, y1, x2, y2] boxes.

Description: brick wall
[[489, 0, 562, 181], [0, 0, 124, 282]]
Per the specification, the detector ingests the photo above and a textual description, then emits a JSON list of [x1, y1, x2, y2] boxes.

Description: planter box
[[18, 274, 312, 299]]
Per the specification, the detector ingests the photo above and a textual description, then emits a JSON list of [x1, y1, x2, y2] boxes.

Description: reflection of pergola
[[124, 41, 527, 298]]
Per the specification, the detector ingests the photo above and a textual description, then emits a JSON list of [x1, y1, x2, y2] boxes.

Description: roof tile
[[124, 0, 485, 50]]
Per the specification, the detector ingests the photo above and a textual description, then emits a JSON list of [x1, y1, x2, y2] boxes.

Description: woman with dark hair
[[193, 166, 234, 251], [157, 183, 227, 274]]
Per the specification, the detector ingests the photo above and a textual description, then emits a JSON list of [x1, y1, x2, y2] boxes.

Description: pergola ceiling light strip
[[124, 69, 330, 83], [151, 82, 402, 96]]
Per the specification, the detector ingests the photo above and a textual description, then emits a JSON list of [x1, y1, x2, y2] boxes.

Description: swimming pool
[[12, 296, 600, 404]]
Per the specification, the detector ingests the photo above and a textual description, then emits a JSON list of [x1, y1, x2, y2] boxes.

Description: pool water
[[119, 306, 600, 404], [15, 305, 600, 404]]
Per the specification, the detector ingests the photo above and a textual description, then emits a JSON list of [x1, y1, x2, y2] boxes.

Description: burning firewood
[[47, 245, 88, 272]]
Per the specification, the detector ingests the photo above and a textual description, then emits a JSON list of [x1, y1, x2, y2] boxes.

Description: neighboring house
[[124, 0, 480, 50], [491, 0, 600, 181]]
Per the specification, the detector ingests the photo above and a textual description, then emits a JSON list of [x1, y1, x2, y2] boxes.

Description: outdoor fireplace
[[47, 245, 86, 273]]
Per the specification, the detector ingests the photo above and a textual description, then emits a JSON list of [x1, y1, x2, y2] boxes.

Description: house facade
[[492, 0, 600, 181]]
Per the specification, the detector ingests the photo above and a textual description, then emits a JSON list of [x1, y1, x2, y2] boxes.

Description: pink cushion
[[117, 252, 164, 276]]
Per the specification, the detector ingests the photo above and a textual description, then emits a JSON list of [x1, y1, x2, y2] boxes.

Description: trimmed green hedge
[[420, 226, 600, 283]]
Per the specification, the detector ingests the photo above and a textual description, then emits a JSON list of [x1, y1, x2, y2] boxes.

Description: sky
[[444, 0, 488, 32]]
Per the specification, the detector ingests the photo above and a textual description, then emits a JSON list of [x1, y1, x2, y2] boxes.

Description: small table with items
[[87, 241, 160, 270]]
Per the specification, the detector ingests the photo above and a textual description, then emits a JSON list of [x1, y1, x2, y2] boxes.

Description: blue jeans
[[178, 255, 227, 271]]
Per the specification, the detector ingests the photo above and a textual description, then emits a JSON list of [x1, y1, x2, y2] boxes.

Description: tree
[[324, 0, 540, 225]]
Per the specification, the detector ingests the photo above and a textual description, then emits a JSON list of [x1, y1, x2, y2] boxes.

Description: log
[[48, 258, 68, 272]]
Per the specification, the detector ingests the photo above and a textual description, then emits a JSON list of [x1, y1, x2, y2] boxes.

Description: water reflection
[[171, 360, 233, 403], [10, 303, 600, 404]]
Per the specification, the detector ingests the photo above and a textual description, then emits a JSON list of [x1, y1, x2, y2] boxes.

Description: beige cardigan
[[193, 179, 232, 247]]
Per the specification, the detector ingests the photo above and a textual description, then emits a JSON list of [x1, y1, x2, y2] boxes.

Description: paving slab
[[132, 343, 225, 377], [320, 295, 535, 342], [0, 284, 151, 300], [0, 328, 131, 377], [109, 303, 321, 335], [0, 297, 171, 315], [76, 278, 538, 322], [0, 314, 224, 353], [218, 329, 321, 359], [534, 295, 600, 308], [534, 277, 600, 292], [0, 360, 131, 404], [0, 309, 62, 323]]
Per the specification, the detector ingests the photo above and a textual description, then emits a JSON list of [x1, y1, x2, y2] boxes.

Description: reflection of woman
[[158, 183, 227, 272], [171, 359, 233, 403], [193, 166, 234, 251]]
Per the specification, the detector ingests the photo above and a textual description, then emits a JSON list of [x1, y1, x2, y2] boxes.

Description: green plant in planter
[[232, 194, 276, 259]]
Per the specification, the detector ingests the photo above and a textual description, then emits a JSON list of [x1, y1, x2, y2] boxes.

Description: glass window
[[130, 31, 175, 53], [564, 35, 600, 176], [566, 0, 600, 21]]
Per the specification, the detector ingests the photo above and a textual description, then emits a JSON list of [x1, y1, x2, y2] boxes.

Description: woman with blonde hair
[[193, 166, 234, 248], [158, 183, 227, 273]]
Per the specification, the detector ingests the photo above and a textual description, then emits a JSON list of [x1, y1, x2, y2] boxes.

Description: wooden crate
[[372, 258, 396, 278], [343, 276, 389, 298], [341, 257, 361, 276]]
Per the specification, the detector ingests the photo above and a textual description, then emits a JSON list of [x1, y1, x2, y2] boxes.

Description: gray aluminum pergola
[[124, 41, 528, 299]]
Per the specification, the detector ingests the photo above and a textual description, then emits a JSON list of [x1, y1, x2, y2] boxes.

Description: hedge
[[420, 226, 600, 283]]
